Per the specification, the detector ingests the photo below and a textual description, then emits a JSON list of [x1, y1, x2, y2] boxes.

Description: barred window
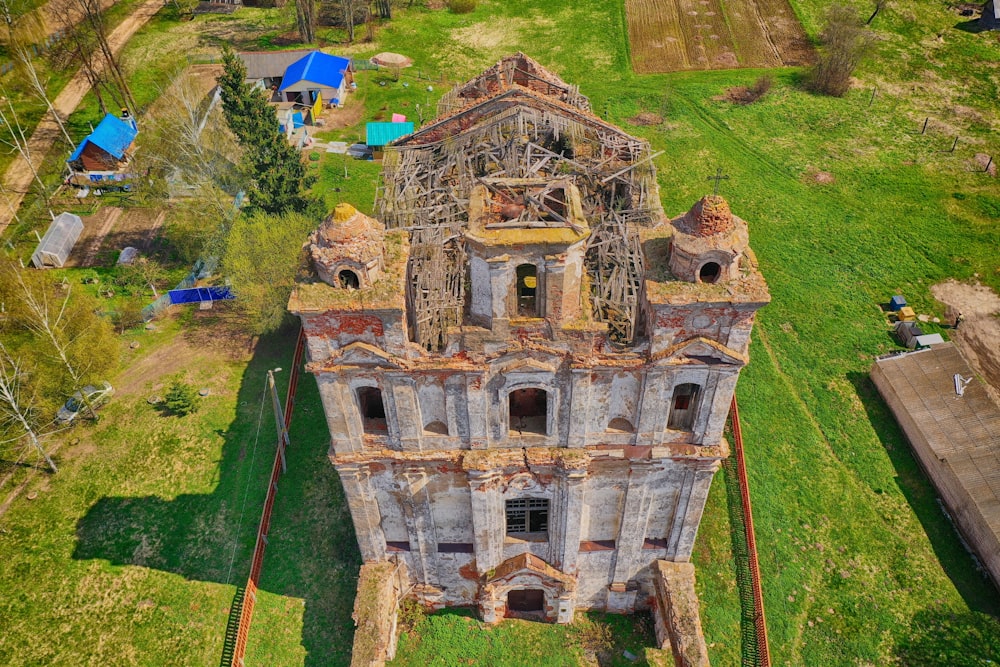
[[505, 498, 549, 535]]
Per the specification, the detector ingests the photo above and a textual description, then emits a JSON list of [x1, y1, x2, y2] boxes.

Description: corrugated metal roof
[[279, 52, 351, 92], [238, 49, 314, 80], [68, 114, 137, 163], [366, 122, 415, 147]]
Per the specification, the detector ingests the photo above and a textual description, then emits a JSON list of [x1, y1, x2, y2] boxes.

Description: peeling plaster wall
[[334, 455, 718, 613]]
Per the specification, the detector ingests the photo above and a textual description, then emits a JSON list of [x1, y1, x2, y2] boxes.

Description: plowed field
[[626, 0, 812, 73]]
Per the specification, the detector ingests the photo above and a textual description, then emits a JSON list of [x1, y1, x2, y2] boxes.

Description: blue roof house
[[67, 113, 138, 174], [278, 51, 352, 107]]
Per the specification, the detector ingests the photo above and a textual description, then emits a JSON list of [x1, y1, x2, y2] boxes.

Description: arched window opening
[[338, 269, 360, 289], [607, 417, 635, 433], [423, 420, 449, 436], [509, 388, 547, 436], [668, 383, 701, 431], [699, 262, 721, 284], [505, 498, 549, 536], [516, 264, 538, 317], [357, 387, 387, 433]]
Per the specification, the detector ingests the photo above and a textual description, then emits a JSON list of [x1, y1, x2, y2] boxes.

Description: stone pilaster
[[548, 466, 588, 573], [636, 369, 670, 447], [389, 376, 422, 450], [466, 374, 489, 450], [667, 464, 720, 562], [336, 462, 386, 562], [702, 371, 738, 445], [607, 462, 656, 611], [543, 254, 566, 322], [468, 469, 505, 573], [400, 466, 439, 586], [319, 376, 363, 454], [567, 369, 592, 448]]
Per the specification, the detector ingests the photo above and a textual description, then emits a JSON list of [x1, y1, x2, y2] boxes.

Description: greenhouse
[[31, 212, 84, 268]]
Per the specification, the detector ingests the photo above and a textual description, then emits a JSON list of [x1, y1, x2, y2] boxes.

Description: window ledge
[[505, 533, 549, 544]]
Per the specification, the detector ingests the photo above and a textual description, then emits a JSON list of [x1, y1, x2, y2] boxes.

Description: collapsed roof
[[377, 53, 664, 350]]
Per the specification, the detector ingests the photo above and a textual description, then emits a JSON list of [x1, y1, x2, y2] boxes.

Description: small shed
[[279, 52, 351, 106], [366, 121, 415, 149], [67, 114, 138, 173], [889, 295, 907, 311], [31, 212, 84, 268], [894, 321, 923, 348]]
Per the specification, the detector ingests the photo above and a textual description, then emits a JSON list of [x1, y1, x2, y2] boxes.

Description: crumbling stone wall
[[350, 561, 406, 667], [651, 560, 710, 667]]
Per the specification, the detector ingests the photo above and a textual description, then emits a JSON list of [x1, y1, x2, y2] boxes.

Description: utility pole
[[267, 368, 288, 472]]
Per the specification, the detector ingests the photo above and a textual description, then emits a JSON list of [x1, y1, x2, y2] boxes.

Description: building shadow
[[846, 370, 1000, 616], [895, 606, 1000, 665], [72, 325, 362, 666]]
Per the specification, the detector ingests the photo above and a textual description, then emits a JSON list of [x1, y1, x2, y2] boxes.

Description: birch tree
[[0, 343, 56, 472], [11, 270, 117, 421], [0, 90, 50, 203], [11, 43, 74, 147], [295, 0, 316, 43]]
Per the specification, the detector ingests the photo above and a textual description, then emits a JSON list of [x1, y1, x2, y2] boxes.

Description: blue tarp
[[68, 114, 138, 163], [279, 51, 350, 92], [168, 286, 235, 304], [292, 112, 304, 128]]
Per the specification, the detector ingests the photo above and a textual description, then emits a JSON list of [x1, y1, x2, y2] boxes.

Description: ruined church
[[289, 54, 769, 627]]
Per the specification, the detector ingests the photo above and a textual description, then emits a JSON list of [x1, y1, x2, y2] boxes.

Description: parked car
[[56, 382, 114, 424], [347, 143, 374, 160]]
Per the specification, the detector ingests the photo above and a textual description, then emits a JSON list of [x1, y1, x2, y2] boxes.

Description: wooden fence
[[223, 326, 305, 667]]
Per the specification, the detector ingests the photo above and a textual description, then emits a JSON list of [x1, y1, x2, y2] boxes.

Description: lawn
[[0, 0, 999, 665]]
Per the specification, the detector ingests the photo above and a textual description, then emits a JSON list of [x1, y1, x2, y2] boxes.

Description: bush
[[805, 5, 875, 97], [725, 75, 773, 105], [165, 379, 199, 416], [113, 298, 145, 333], [447, 0, 476, 13]]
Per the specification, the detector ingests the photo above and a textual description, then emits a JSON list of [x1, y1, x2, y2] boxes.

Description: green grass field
[[0, 0, 998, 664]]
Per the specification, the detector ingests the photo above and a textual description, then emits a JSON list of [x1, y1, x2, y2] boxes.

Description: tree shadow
[[846, 370, 1000, 616], [71, 324, 362, 666], [954, 19, 990, 34]]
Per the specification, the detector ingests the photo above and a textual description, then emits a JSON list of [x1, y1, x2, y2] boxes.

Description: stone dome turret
[[309, 203, 386, 289], [668, 195, 749, 284]]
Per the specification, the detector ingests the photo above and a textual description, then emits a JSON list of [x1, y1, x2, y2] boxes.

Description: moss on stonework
[[291, 231, 409, 312]]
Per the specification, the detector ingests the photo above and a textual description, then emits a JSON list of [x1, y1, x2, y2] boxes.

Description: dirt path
[[930, 280, 1000, 400], [38, 0, 118, 41], [0, 0, 165, 235]]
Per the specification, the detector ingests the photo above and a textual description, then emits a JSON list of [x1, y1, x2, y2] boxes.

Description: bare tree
[[11, 43, 74, 147], [136, 71, 241, 211], [866, 0, 888, 25], [0, 343, 56, 472], [806, 5, 876, 97], [295, 0, 316, 43], [0, 90, 51, 202], [342, 0, 359, 42], [49, 0, 136, 113]]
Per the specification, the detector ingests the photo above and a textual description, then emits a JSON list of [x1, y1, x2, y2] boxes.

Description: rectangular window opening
[[505, 498, 549, 538]]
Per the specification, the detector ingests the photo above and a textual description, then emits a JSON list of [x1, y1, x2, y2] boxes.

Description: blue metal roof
[[279, 51, 350, 92], [68, 114, 138, 163], [366, 122, 415, 147]]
